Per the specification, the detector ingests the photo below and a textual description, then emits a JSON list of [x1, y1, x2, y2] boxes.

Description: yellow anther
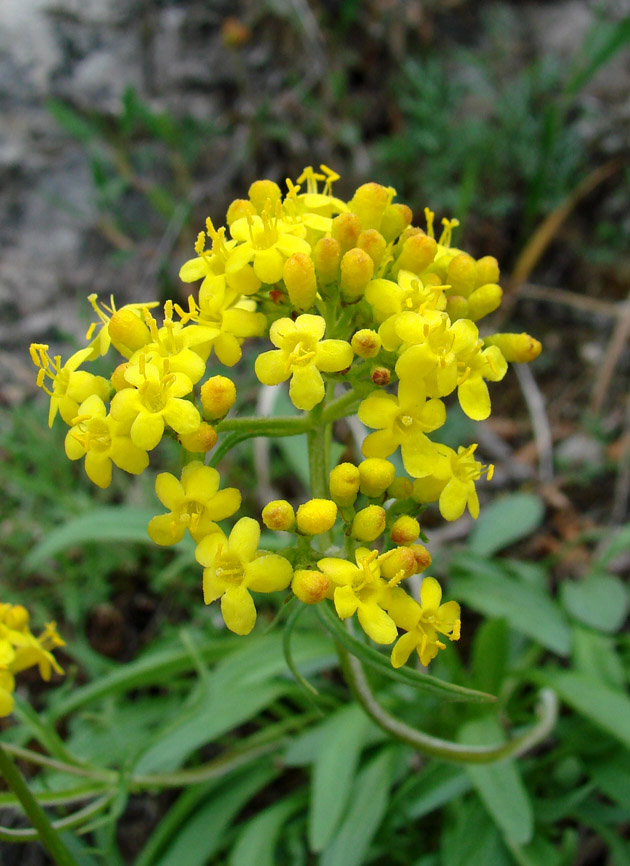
[[438, 217, 459, 247], [194, 231, 206, 255], [400, 415, 413, 427], [424, 208, 435, 238]]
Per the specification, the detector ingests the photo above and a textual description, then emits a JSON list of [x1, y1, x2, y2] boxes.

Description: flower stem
[[337, 644, 558, 764], [0, 742, 81, 865]]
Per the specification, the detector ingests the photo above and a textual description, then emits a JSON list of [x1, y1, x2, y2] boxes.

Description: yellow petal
[[195, 531, 226, 567], [318, 558, 359, 585], [420, 576, 442, 611], [111, 437, 149, 475], [295, 314, 326, 342], [289, 365, 324, 411], [204, 488, 242, 520], [163, 399, 201, 435], [182, 464, 219, 500], [315, 340, 353, 373], [203, 568, 224, 604], [438, 477, 469, 521], [391, 631, 419, 668], [0, 687, 15, 718], [357, 600, 398, 644], [334, 585, 359, 619], [214, 333, 242, 367], [84, 452, 112, 488], [131, 413, 164, 450], [221, 585, 257, 635], [179, 256, 210, 282], [269, 317, 296, 348], [458, 376, 490, 421], [253, 247, 284, 284], [148, 514, 186, 546], [361, 429, 399, 459], [246, 554, 293, 592], [255, 350, 290, 386], [400, 434, 440, 478], [222, 308, 266, 338], [229, 517, 261, 563], [357, 394, 399, 430]]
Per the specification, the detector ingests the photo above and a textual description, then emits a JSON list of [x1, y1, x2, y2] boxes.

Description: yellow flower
[[365, 270, 446, 325], [255, 314, 353, 411], [227, 202, 312, 284], [317, 548, 398, 644], [136, 301, 210, 385], [175, 276, 266, 367], [456, 344, 507, 421], [0, 605, 64, 717], [358, 381, 446, 478], [387, 578, 460, 668], [411, 443, 494, 520], [85, 294, 159, 358], [148, 462, 241, 545], [179, 221, 260, 297], [65, 395, 149, 488], [195, 517, 293, 635], [29, 344, 110, 427], [110, 356, 200, 450]]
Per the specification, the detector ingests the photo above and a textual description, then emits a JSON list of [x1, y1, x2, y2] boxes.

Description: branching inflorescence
[[29, 165, 541, 674]]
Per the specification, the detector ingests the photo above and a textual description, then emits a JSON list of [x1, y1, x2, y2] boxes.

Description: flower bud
[[357, 229, 387, 268], [379, 547, 417, 582], [358, 458, 395, 498], [387, 477, 413, 499], [392, 233, 437, 277], [201, 375, 237, 419], [313, 236, 341, 284], [329, 462, 360, 507], [467, 283, 503, 321], [380, 203, 413, 243], [226, 198, 256, 226], [292, 569, 330, 604], [348, 182, 391, 230], [5, 605, 29, 629], [351, 329, 381, 359], [409, 544, 432, 573], [340, 248, 374, 299], [483, 332, 542, 363], [108, 309, 151, 356], [283, 252, 317, 311], [248, 179, 282, 213], [178, 422, 218, 453], [221, 17, 251, 48], [390, 515, 420, 545], [351, 505, 386, 542], [476, 255, 500, 286], [262, 499, 296, 531], [296, 499, 338, 535], [447, 253, 477, 298], [371, 366, 390, 387], [111, 362, 133, 391], [331, 213, 362, 253], [445, 295, 469, 321]]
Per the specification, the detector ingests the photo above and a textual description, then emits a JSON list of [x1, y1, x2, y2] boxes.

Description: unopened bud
[[313, 236, 341, 284], [111, 362, 133, 391], [348, 182, 391, 230], [283, 252, 317, 311], [248, 180, 282, 213], [262, 499, 296, 531], [445, 295, 469, 321], [379, 547, 416, 582], [221, 17, 251, 48], [447, 253, 477, 298], [371, 366, 390, 387], [200, 375, 236, 419], [5, 605, 29, 629], [340, 248, 374, 299], [296, 499, 338, 535], [357, 229, 387, 268], [108, 309, 151, 356], [467, 283, 503, 321], [483, 332, 542, 363], [358, 458, 395, 498], [380, 203, 413, 243], [476, 255, 500, 286], [351, 329, 381, 359], [178, 422, 218, 453], [351, 505, 386, 542], [226, 198, 256, 226], [409, 544, 432, 573], [390, 515, 420, 545], [392, 233, 437, 277], [329, 463, 360, 507], [292, 569, 330, 604], [331, 213, 362, 253], [387, 477, 413, 499]]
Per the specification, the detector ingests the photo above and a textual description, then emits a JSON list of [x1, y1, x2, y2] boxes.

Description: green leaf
[[320, 747, 398, 866], [450, 568, 571, 656], [468, 493, 544, 556], [391, 762, 471, 822], [46, 99, 97, 142], [588, 751, 630, 810], [441, 795, 510, 866], [155, 764, 276, 866], [533, 669, 630, 749], [24, 507, 157, 570], [561, 573, 629, 633], [471, 619, 509, 695], [309, 705, 371, 851], [592, 524, 630, 570], [566, 17, 630, 96], [572, 626, 625, 689], [230, 794, 305, 866], [460, 716, 534, 846]]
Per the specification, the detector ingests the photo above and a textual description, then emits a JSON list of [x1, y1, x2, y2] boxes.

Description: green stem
[[216, 416, 310, 435], [307, 404, 328, 500], [321, 388, 362, 424], [0, 742, 81, 864], [337, 645, 558, 764]]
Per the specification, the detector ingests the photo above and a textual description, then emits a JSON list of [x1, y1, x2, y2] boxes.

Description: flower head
[[387, 578, 460, 668], [30, 344, 110, 427]]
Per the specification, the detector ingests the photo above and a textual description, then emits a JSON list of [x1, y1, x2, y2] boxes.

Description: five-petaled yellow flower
[[387, 577, 460, 668]]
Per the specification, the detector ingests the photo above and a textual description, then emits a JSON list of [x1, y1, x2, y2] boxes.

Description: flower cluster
[[30, 166, 540, 669], [0, 604, 64, 717]]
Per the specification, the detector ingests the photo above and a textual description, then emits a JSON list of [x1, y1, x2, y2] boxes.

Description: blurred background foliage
[[1, 0, 630, 864]]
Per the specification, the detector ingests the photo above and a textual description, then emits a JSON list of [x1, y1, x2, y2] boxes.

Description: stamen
[[424, 208, 435, 239]]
